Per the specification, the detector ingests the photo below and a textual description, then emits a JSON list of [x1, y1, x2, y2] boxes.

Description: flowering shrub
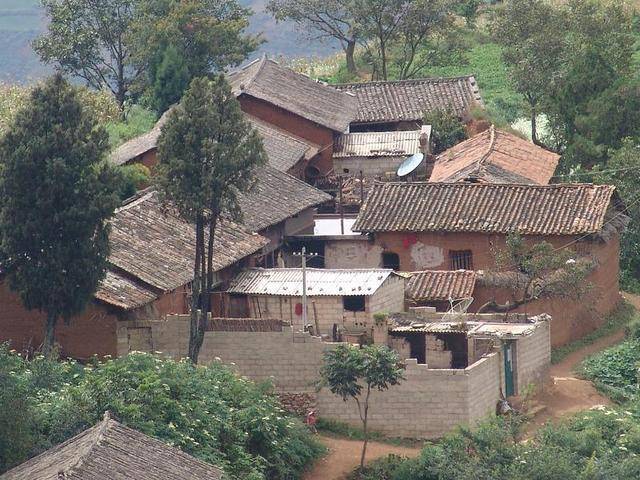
[[0, 346, 323, 479]]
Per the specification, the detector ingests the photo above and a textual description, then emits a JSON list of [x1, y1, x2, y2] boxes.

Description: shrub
[[0, 348, 324, 479], [423, 108, 468, 154], [105, 105, 157, 148], [581, 340, 640, 401]]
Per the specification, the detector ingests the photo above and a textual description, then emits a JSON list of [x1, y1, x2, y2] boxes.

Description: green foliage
[[34, 0, 141, 107], [422, 108, 468, 154], [351, 410, 640, 480], [551, 300, 636, 365], [105, 105, 157, 148], [0, 348, 324, 478], [0, 75, 120, 354], [115, 163, 151, 200], [150, 44, 190, 115], [581, 340, 640, 402]]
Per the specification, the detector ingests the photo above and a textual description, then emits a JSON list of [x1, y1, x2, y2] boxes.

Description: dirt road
[[303, 436, 421, 480]]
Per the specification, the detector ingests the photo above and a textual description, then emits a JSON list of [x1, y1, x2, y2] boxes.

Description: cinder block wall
[[369, 275, 405, 315], [515, 321, 551, 392], [317, 354, 502, 438]]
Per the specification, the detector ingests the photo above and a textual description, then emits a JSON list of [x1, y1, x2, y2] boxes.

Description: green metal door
[[503, 341, 515, 397]]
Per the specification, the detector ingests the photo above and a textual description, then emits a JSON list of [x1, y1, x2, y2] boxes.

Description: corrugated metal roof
[[390, 320, 543, 337], [227, 268, 396, 296], [333, 130, 421, 158]]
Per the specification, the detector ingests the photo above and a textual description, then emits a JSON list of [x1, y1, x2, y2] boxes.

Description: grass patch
[[550, 300, 636, 365], [105, 105, 157, 148], [317, 418, 423, 448]]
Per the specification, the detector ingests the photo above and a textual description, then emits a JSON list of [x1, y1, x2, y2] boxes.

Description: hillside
[[0, 0, 336, 84]]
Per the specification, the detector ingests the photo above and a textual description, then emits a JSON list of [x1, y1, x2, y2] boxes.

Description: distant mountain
[[0, 0, 337, 84]]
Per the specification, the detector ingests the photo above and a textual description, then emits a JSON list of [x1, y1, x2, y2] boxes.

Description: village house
[[0, 190, 269, 359], [228, 56, 359, 178], [430, 125, 561, 184], [0, 412, 223, 480], [224, 268, 405, 338], [348, 182, 627, 345], [334, 75, 483, 132], [332, 126, 431, 177]]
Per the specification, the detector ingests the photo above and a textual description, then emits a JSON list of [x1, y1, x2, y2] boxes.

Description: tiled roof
[[334, 76, 482, 124], [229, 57, 358, 132], [406, 270, 477, 302], [353, 182, 618, 236], [94, 270, 158, 311], [227, 268, 396, 296], [109, 110, 170, 166], [431, 126, 560, 185], [238, 166, 331, 232], [246, 115, 318, 172], [1, 412, 223, 480], [334, 130, 422, 158], [109, 191, 268, 293]]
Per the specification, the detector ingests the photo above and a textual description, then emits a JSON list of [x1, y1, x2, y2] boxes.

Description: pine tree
[[151, 44, 190, 114], [0, 75, 119, 356], [156, 75, 267, 363]]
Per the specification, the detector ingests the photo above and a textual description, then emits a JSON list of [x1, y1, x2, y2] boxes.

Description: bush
[[105, 105, 157, 148], [0, 348, 324, 479], [116, 163, 151, 200], [581, 340, 640, 401], [423, 108, 468, 154]]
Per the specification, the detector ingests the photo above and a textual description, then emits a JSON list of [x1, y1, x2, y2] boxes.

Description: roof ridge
[[62, 412, 114, 478], [333, 75, 476, 88], [474, 125, 496, 177], [375, 180, 605, 189]]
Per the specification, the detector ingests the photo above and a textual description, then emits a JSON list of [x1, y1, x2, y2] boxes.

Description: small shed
[[406, 270, 477, 311], [226, 268, 405, 337]]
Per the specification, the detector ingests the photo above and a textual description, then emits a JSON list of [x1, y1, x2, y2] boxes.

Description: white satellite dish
[[397, 152, 424, 177]]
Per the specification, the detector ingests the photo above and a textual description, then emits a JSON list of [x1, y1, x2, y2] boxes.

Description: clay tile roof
[[238, 166, 331, 232], [333, 130, 422, 158], [228, 57, 358, 132], [406, 270, 477, 302], [1, 412, 223, 480], [109, 191, 268, 293], [246, 115, 319, 172], [430, 126, 560, 185], [334, 76, 483, 124], [94, 270, 158, 311], [353, 182, 619, 236], [109, 110, 171, 166]]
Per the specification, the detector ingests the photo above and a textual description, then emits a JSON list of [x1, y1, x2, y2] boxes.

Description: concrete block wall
[[316, 353, 502, 439], [369, 275, 406, 315], [515, 321, 551, 393]]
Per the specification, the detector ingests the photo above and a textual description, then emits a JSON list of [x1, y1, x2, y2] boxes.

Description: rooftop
[[333, 130, 423, 159], [430, 126, 560, 185], [353, 182, 622, 237], [238, 166, 331, 232], [108, 110, 170, 166], [334, 76, 483, 124], [246, 115, 319, 172], [0, 412, 223, 480], [227, 268, 397, 296], [229, 57, 358, 132], [406, 270, 477, 303]]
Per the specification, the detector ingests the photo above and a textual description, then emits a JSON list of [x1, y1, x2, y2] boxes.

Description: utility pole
[[293, 246, 318, 330]]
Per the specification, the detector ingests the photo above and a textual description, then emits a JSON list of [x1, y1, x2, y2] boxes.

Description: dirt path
[[527, 292, 637, 429], [303, 436, 421, 480]]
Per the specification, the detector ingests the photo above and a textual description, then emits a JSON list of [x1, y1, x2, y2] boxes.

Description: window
[[382, 252, 400, 270], [343, 295, 366, 312], [449, 250, 473, 270]]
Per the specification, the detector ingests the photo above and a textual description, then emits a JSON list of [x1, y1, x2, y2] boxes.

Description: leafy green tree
[[131, 0, 260, 104], [34, 0, 141, 110], [321, 344, 404, 470], [423, 108, 468, 154], [491, 0, 566, 145], [478, 233, 592, 313], [0, 75, 119, 356], [267, 0, 361, 75], [150, 44, 190, 115], [155, 76, 266, 364], [115, 163, 151, 200]]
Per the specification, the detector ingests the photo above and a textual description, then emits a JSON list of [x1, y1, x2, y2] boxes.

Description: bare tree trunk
[[531, 106, 540, 146], [42, 311, 57, 357], [188, 215, 204, 363], [477, 299, 527, 314], [345, 39, 357, 75], [379, 40, 388, 81], [359, 386, 371, 470]]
